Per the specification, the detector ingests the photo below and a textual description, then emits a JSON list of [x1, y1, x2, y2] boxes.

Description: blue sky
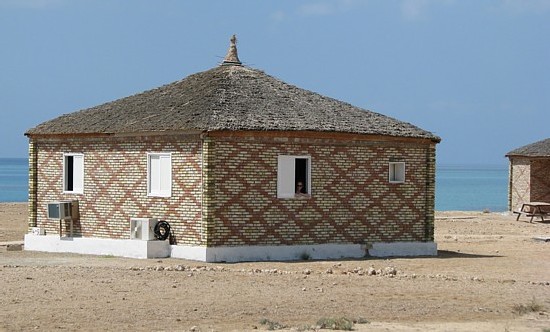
[[1, 0, 549, 165]]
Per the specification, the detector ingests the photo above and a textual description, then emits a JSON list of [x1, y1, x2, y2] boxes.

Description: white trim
[[147, 152, 172, 197], [389, 161, 406, 183], [24, 235, 437, 261], [369, 242, 437, 257], [62, 153, 84, 194], [277, 155, 312, 198], [24, 234, 171, 259]]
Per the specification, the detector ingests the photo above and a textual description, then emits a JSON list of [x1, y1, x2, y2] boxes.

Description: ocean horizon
[[0, 158, 509, 211]]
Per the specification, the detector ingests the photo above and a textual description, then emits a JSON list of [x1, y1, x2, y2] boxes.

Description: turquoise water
[[0, 158, 28, 202], [435, 164, 508, 211], [0, 158, 509, 211]]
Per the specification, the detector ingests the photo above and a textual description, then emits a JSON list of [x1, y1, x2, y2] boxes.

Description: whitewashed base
[[24, 234, 170, 259], [369, 241, 438, 257], [171, 243, 366, 262], [24, 234, 437, 261]]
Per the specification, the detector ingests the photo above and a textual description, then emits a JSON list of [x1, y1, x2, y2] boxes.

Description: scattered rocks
[[384, 266, 397, 276]]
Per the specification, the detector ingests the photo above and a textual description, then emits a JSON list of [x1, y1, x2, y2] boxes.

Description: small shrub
[[354, 317, 369, 324], [512, 297, 545, 315], [300, 251, 311, 260], [100, 254, 115, 258], [317, 317, 354, 330], [259, 318, 286, 330]]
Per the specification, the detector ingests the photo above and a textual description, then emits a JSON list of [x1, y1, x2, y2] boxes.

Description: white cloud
[[298, 2, 335, 16], [270, 10, 286, 22], [400, 0, 457, 21], [401, 0, 430, 20], [0, 0, 66, 9], [270, 0, 367, 20], [499, 0, 550, 13]]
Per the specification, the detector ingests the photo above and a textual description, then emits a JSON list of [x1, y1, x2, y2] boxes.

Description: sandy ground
[[1, 202, 549, 331]]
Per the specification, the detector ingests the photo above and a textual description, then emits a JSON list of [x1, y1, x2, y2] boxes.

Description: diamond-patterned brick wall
[[29, 131, 437, 248], [206, 134, 436, 247], [509, 158, 531, 210], [28, 139, 38, 229], [30, 135, 203, 245], [530, 159, 550, 204]]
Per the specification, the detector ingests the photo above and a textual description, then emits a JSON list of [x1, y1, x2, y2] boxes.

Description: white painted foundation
[[25, 234, 437, 261], [171, 243, 366, 262], [24, 234, 170, 259], [369, 241, 438, 257]]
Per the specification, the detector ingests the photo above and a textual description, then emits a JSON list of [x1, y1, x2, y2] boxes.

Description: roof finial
[[222, 34, 242, 66]]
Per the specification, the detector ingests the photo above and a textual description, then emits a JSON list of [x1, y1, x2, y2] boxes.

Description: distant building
[[24, 36, 441, 261], [506, 138, 550, 210]]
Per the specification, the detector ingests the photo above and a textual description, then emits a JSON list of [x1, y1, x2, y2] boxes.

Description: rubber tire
[[154, 221, 170, 241]]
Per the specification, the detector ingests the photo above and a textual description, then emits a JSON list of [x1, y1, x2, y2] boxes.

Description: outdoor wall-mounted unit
[[47, 201, 74, 220], [130, 218, 159, 241]]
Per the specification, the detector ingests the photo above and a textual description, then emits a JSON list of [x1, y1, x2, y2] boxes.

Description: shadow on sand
[[435, 250, 501, 259]]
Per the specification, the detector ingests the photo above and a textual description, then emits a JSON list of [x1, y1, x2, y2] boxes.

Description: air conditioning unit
[[47, 201, 73, 220], [130, 218, 159, 241], [31, 227, 45, 236]]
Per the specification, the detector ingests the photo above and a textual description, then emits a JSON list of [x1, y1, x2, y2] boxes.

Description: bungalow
[[24, 36, 441, 262], [506, 138, 550, 211]]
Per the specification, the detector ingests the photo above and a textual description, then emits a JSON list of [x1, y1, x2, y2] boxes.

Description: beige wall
[[29, 134, 204, 245], [531, 159, 550, 203], [205, 133, 436, 247], [509, 157, 550, 210], [29, 132, 437, 248], [509, 158, 531, 210]]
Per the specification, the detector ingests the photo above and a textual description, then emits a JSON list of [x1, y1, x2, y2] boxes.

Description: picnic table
[[514, 202, 550, 222]]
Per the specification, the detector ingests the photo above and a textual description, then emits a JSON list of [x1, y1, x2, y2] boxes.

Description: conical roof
[[506, 138, 550, 157], [26, 40, 440, 142]]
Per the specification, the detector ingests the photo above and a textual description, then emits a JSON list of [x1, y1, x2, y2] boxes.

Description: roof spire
[[222, 34, 242, 66]]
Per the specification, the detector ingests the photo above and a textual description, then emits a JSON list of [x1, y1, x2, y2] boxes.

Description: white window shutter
[[73, 154, 84, 193], [148, 153, 172, 197], [159, 154, 171, 196], [277, 156, 295, 198]]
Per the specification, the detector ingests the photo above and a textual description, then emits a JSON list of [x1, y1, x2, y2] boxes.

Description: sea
[[0, 158, 509, 211]]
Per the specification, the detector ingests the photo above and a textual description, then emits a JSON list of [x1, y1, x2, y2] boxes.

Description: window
[[277, 155, 311, 198], [63, 153, 84, 194], [148, 153, 172, 197], [389, 162, 405, 183]]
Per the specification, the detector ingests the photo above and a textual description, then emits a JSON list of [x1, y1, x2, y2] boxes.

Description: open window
[[389, 162, 405, 183], [63, 153, 84, 194], [277, 155, 311, 198], [147, 153, 172, 197]]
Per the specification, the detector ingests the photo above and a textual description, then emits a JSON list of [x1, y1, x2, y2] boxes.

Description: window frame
[[389, 161, 406, 183], [277, 155, 311, 198], [63, 153, 84, 194], [147, 152, 172, 197]]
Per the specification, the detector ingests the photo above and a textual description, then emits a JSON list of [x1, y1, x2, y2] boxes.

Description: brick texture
[[30, 134, 203, 245], [509, 158, 550, 211], [530, 159, 550, 203], [28, 132, 437, 248], [205, 134, 436, 246]]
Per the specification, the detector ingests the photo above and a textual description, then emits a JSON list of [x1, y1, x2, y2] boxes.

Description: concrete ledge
[[171, 243, 366, 262], [23, 235, 437, 261], [368, 241, 437, 257], [24, 234, 170, 259]]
